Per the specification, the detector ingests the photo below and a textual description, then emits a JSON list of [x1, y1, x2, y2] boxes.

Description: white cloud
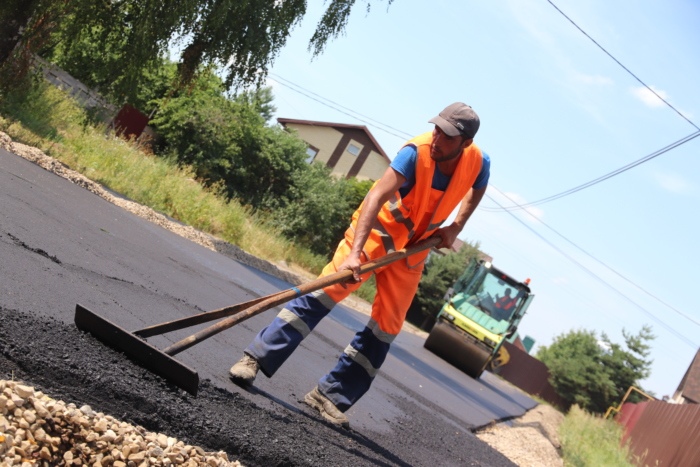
[[653, 172, 695, 194], [500, 191, 545, 222], [630, 85, 669, 108], [630, 85, 693, 118], [575, 73, 613, 86]]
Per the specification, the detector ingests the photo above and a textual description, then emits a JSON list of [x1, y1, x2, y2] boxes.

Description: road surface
[[0, 147, 536, 466]]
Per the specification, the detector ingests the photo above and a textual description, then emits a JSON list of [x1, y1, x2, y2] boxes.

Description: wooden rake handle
[[134, 293, 287, 338], [162, 236, 441, 356]]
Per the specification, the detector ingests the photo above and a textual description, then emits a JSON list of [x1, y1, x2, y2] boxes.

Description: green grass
[[0, 79, 328, 275], [560, 405, 634, 467]]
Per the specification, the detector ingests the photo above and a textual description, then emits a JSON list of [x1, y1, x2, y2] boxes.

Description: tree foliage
[[271, 166, 372, 257], [149, 74, 309, 207], [147, 66, 372, 256], [0, 0, 63, 86], [1, 0, 393, 100], [308, 0, 395, 56], [0, 0, 392, 262], [536, 326, 654, 414]]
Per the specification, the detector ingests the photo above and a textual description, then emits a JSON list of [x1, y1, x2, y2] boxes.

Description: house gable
[[674, 349, 700, 404], [278, 118, 391, 181]]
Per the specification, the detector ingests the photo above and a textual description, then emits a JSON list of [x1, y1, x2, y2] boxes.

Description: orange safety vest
[[345, 131, 483, 266], [495, 296, 517, 311]]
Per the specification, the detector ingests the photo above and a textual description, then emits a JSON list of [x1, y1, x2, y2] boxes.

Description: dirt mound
[[476, 404, 565, 466]]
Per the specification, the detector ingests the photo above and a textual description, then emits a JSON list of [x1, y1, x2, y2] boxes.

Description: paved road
[[0, 147, 536, 435]]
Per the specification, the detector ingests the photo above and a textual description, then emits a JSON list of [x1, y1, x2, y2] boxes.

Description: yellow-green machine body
[[424, 259, 534, 378]]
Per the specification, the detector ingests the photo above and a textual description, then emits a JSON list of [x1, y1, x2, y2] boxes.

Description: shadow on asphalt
[[388, 343, 532, 421], [247, 386, 413, 467]]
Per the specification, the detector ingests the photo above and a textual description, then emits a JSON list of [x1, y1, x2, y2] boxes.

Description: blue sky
[[259, 0, 699, 398]]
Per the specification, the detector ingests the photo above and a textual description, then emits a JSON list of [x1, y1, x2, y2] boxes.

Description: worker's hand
[[337, 251, 363, 287], [433, 223, 461, 250]]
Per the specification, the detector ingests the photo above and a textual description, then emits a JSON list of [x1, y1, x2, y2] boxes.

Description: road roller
[[424, 259, 534, 378]]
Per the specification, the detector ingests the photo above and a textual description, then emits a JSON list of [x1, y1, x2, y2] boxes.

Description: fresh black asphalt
[[0, 147, 534, 466]]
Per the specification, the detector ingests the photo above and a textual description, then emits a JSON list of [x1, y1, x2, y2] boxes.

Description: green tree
[[599, 326, 654, 403], [1, 0, 394, 100], [272, 164, 372, 257], [0, 0, 36, 65], [408, 241, 482, 329], [134, 60, 369, 248], [537, 326, 654, 414], [0, 0, 63, 86], [150, 74, 308, 207], [345, 177, 375, 214], [308, 0, 395, 55], [48, 31, 179, 114]]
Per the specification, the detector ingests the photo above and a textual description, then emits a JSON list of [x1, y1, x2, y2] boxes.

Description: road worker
[[229, 102, 490, 427], [493, 288, 518, 321]]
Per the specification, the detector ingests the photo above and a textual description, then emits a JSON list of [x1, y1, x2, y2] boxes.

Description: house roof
[[676, 348, 700, 403], [277, 118, 391, 162]]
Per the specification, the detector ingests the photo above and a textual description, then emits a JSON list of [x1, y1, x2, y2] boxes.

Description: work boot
[[229, 353, 260, 387], [304, 386, 350, 428]]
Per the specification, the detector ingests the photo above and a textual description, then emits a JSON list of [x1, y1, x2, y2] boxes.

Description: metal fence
[[491, 341, 569, 410], [618, 400, 700, 466]]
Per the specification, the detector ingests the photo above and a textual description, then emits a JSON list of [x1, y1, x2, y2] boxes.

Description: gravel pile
[[476, 404, 564, 467], [1, 380, 240, 466]]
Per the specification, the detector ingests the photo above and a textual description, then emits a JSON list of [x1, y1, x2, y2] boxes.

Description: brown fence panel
[[112, 104, 150, 140], [618, 401, 649, 443], [619, 400, 700, 466], [491, 341, 569, 410]]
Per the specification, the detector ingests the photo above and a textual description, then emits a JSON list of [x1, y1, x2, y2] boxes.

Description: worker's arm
[[432, 185, 487, 249], [339, 167, 406, 282]]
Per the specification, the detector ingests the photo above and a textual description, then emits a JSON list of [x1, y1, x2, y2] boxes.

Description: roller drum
[[424, 320, 492, 378]]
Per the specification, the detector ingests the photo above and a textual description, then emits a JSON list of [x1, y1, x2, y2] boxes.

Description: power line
[[487, 185, 700, 332], [481, 130, 700, 211], [485, 185, 699, 349], [267, 7, 700, 347], [481, 0, 700, 212], [268, 74, 700, 346], [272, 68, 697, 213], [268, 73, 413, 141], [545, 0, 699, 132], [480, 1, 700, 212]]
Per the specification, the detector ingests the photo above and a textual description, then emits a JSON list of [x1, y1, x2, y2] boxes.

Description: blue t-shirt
[[390, 145, 491, 198]]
